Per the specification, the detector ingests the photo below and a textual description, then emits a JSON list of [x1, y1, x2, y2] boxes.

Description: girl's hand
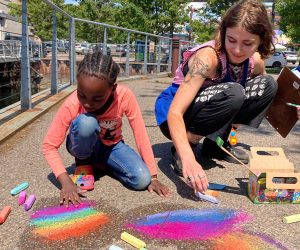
[[58, 173, 86, 207], [181, 158, 209, 193], [148, 179, 171, 197], [297, 107, 300, 120]]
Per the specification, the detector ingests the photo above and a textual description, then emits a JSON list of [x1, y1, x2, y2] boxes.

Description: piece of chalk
[[286, 102, 300, 108], [283, 214, 300, 224], [108, 245, 124, 250], [24, 194, 36, 211], [18, 191, 27, 205], [0, 206, 11, 224], [205, 190, 220, 197], [121, 232, 146, 249], [195, 192, 219, 204], [208, 183, 226, 190], [10, 182, 29, 196]]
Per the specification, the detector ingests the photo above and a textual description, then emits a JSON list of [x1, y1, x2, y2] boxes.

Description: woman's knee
[[247, 75, 278, 99], [264, 75, 278, 98], [225, 83, 245, 110], [71, 113, 100, 139]]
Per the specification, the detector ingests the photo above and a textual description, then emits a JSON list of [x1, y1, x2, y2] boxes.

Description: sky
[[64, 0, 77, 4]]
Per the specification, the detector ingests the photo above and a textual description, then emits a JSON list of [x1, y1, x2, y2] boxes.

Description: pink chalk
[[18, 191, 26, 205], [24, 194, 36, 211]]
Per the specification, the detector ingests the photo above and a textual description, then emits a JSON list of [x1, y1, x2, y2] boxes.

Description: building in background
[[0, 0, 36, 41]]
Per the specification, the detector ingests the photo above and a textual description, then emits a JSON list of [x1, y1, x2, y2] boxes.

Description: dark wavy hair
[[215, 0, 274, 59], [77, 51, 120, 86]]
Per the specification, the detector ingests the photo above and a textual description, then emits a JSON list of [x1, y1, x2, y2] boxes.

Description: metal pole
[[143, 36, 148, 74], [171, 38, 180, 77], [168, 39, 172, 72], [157, 38, 161, 73], [125, 32, 130, 76], [69, 17, 75, 84], [51, 10, 58, 94], [20, 0, 31, 109], [103, 27, 107, 55]]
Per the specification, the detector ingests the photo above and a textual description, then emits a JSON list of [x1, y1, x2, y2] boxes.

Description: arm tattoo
[[183, 58, 210, 85]]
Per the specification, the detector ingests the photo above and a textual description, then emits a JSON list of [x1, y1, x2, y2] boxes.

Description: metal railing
[[0, 0, 195, 111]]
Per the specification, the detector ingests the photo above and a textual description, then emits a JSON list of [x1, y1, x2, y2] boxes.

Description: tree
[[203, 0, 236, 22], [127, 0, 189, 37], [276, 0, 300, 44], [8, 0, 70, 41], [190, 20, 216, 43]]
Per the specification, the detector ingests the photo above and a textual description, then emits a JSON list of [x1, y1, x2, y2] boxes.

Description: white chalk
[[196, 192, 219, 204], [108, 245, 124, 250]]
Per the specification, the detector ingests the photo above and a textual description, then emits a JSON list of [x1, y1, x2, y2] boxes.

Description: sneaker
[[171, 146, 183, 177], [171, 144, 198, 177], [72, 165, 95, 191], [201, 138, 249, 164]]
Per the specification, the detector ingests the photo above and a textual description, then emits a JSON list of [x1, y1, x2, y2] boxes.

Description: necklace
[[233, 65, 240, 75]]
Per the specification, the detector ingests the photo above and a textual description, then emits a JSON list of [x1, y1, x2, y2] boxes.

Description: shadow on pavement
[[153, 142, 229, 200]]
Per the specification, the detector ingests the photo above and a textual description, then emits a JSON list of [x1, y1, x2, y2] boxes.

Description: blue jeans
[[66, 113, 151, 190]]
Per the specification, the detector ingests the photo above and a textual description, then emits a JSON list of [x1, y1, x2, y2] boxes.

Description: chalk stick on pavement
[[208, 183, 226, 190], [24, 194, 36, 211], [10, 182, 29, 196], [0, 206, 12, 224], [205, 189, 220, 197], [108, 245, 124, 250], [18, 190, 27, 205], [121, 232, 146, 249], [283, 214, 300, 224]]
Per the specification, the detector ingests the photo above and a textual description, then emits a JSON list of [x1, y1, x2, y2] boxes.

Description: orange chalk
[[0, 206, 11, 224], [205, 190, 220, 197]]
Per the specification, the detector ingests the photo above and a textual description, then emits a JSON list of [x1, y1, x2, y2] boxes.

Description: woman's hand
[[148, 179, 171, 197], [58, 173, 86, 207], [297, 107, 300, 120], [181, 157, 208, 193]]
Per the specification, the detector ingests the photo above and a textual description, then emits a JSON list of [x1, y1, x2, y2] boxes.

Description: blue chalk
[[208, 183, 226, 190], [10, 182, 29, 196], [108, 245, 124, 250]]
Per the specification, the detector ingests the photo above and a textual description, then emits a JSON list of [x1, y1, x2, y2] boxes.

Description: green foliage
[[7, 0, 189, 43], [276, 0, 300, 44], [204, 0, 236, 21], [190, 20, 216, 43], [8, 0, 69, 41]]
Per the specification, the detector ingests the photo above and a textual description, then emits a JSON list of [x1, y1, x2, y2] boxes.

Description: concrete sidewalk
[[0, 74, 299, 250]]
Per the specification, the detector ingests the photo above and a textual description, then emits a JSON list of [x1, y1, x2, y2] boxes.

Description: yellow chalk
[[283, 214, 300, 224], [121, 232, 146, 249]]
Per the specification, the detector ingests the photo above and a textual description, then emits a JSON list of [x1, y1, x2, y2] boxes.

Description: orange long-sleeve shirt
[[42, 84, 157, 178]]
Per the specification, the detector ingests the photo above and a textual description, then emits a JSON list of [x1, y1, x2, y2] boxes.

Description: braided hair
[[77, 50, 120, 86]]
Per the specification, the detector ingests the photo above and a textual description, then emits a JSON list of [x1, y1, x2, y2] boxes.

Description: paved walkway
[[0, 74, 299, 250]]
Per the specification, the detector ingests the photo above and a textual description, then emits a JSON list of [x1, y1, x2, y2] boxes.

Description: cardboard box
[[248, 147, 300, 204]]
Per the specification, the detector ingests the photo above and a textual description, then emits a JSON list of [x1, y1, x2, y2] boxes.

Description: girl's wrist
[[151, 174, 158, 181]]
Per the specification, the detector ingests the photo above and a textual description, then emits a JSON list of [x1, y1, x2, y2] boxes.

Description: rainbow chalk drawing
[[126, 209, 250, 240], [213, 232, 288, 250], [29, 201, 109, 240]]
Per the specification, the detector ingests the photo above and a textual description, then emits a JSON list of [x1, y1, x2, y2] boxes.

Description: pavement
[[0, 72, 300, 250]]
